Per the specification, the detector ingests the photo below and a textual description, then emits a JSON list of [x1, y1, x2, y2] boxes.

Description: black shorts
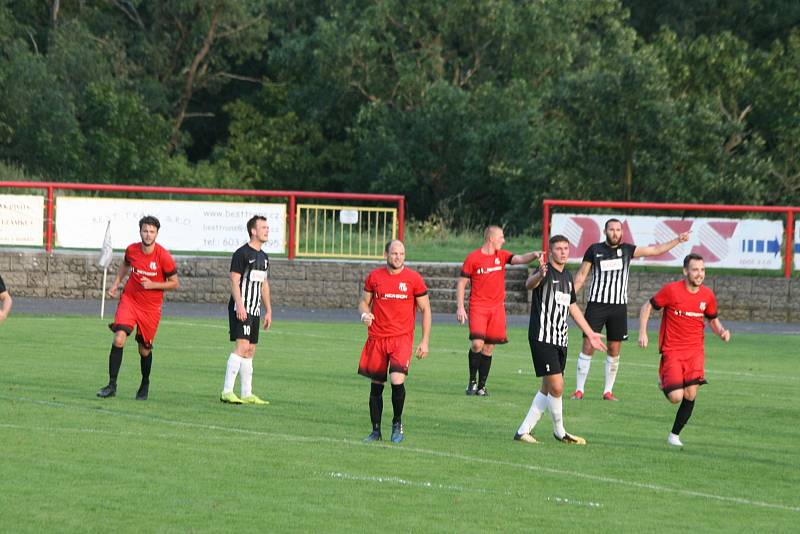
[[529, 338, 567, 377], [228, 305, 260, 344], [584, 302, 628, 342]]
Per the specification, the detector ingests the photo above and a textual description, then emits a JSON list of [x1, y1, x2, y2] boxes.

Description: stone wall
[[1, 250, 798, 322]]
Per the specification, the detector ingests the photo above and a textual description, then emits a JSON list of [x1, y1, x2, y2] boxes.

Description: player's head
[[683, 253, 705, 287], [247, 215, 269, 243], [138, 216, 160, 246], [604, 219, 623, 246], [548, 234, 570, 266], [484, 226, 505, 249], [384, 239, 406, 271]]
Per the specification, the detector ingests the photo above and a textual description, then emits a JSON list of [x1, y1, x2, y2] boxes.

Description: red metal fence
[[0, 181, 405, 259], [543, 199, 799, 278]]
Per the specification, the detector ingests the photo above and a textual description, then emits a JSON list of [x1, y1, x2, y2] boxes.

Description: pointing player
[[97, 216, 179, 400], [639, 253, 730, 447], [220, 215, 272, 405], [358, 240, 432, 443], [456, 226, 541, 396], [572, 218, 690, 400], [514, 235, 606, 445]]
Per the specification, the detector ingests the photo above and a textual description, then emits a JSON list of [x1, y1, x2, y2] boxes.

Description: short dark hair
[[139, 215, 160, 230], [604, 218, 622, 230], [549, 234, 569, 247], [683, 253, 704, 268], [385, 239, 403, 253], [247, 215, 267, 237]]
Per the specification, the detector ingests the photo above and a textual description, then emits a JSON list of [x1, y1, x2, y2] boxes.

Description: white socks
[[240, 357, 254, 398], [575, 353, 592, 392], [604, 355, 620, 394], [223, 353, 244, 394], [548, 393, 566, 439], [517, 391, 549, 435]]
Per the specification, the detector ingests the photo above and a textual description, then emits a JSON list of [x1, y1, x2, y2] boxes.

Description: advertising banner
[[551, 213, 784, 269], [56, 197, 286, 253], [0, 194, 44, 246]]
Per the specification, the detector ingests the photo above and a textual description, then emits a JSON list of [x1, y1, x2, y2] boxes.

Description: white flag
[[98, 221, 113, 269]]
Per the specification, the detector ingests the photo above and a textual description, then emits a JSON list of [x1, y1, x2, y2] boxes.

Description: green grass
[[1, 315, 797, 532]]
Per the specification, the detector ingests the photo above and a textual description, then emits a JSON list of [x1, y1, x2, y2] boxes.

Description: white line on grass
[[3, 395, 798, 514], [326, 471, 490, 494]]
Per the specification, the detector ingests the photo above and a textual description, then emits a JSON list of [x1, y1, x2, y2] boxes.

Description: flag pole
[[101, 267, 107, 319], [98, 220, 113, 319]]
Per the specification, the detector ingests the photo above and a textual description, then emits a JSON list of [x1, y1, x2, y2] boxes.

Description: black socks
[[468, 350, 481, 382], [478, 354, 492, 388], [672, 398, 695, 435], [391, 383, 406, 424], [140, 352, 152, 383], [108, 345, 123, 384], [369, 383, 384, 431]]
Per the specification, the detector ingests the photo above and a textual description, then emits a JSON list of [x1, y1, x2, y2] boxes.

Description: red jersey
[[460, 248, 514, 307], [122, 242, 177, 309], [651, 281, 718, 355], [364, 266, 428, 338]]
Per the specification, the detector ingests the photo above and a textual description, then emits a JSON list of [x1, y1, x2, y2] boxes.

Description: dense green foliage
[[1, 315, 798, 531], [1, 1, 799, 229]]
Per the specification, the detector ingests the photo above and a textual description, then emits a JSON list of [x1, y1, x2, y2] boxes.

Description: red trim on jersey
[[364, 266, 427, 338], [460, 248, 514, 307]]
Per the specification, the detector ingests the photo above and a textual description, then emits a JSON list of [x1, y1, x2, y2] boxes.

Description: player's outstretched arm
[[709, 318, 731, 342], [261, 280, 272, 331], [415, 294, 432, 359], [510, 251, 542, 265], [358, 291, 374, 328], [525, 263, 547, 290], [455, 277, 469, 324], [572, 261, 592, 293], [569, 303, 607, 352], [638, 300, 653, 348], [633, 232, 690, 258]]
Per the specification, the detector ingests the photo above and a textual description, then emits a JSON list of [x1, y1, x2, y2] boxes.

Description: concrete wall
[[1, 250, 798, 322]]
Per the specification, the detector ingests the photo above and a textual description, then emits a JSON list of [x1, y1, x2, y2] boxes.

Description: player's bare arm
[[107, 263, 131, 298], [140, 273, 179, 291], [633, 232, 691, 258], [569, 302, 607, 352], [525, 263, 548, 290], [572, 260, 592, 293], [510, 251, 542, 265], [0, 290, 11, 324], [455, 276, 469, 324], [358, 291, 375, 327], [261, 279, 272, 330], [230, 272, 248, 321], [709, 317, 730, 342], [415, 294, 432, 359], [638, 300, 653, 348]]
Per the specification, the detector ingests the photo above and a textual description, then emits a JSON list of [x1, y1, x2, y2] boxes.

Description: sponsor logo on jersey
[[494, 258, 500, 265], [399, 282, 407, 292], [476, 266, 503, 274], [699, 301, 707, 311]]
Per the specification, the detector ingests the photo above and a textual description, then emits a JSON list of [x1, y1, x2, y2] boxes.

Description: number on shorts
[[243, 325, 251, 336]]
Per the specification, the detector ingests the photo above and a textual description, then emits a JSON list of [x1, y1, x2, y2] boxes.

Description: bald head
[[384, 239, 406, 272]]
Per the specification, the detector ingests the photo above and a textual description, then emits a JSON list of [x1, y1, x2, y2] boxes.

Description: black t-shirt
[[582, 242, 637, 304], [229, 244, 270, 316], [528, 265, 577, 348]]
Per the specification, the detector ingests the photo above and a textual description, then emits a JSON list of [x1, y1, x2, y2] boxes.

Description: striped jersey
[[229, 244, 270, 316], [528, 265, 576, 348], [583, 242, 637, 304]]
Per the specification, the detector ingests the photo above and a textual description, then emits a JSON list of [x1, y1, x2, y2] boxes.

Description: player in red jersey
[[358, 240, 432, 444], [456, 226, 541, 396], [97, 216, 179, 401], [638, 253, 731, 447]]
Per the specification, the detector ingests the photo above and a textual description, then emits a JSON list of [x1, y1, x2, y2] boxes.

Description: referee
[[572, 218, 689, 401]]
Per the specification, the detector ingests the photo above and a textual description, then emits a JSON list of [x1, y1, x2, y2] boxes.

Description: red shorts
[[109, 295, 162, 348], [358, 333, 414, 382], [468, 304, 508, 345], [658, 351, 707, 394]]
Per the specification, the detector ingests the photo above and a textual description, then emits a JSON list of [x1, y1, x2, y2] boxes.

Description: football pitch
[[1, 315, 797, 532]]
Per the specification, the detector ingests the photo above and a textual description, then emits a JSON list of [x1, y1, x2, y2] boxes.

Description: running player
[[572, 218, 689, 400], [456, 226, 541, 396], [220, 215, 272, 405], [638, 253, 731, 447], [359, 240, 432, 444], [97, 216, 179, 400]]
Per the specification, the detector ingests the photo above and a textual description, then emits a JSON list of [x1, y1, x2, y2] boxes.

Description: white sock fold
[[517, 391, 549, 435], [223, 353, 243, 394], [548, 393, 565, 439], [604, 355, 620, 394], [240, 357, 254, 398], [575, 353, 592, 393]]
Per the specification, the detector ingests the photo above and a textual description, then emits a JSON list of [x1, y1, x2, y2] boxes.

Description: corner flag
[[98, 221, 113, 269]]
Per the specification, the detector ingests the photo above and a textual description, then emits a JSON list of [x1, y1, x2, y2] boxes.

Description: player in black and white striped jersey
[[220, 215, 272, 405], [514, 235, 606, 445], [572, 219, 689, 401]]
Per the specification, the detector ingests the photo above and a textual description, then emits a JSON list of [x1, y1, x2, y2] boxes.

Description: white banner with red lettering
[[0, 194, 44, 246], [551, 213, 784, 269], [55, 197, 286, 253]]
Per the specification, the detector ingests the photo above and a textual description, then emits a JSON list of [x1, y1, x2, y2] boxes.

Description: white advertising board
[[56, 197, 286, 253], [0, 194, 44, 246], [551, 213, 784, 269]]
